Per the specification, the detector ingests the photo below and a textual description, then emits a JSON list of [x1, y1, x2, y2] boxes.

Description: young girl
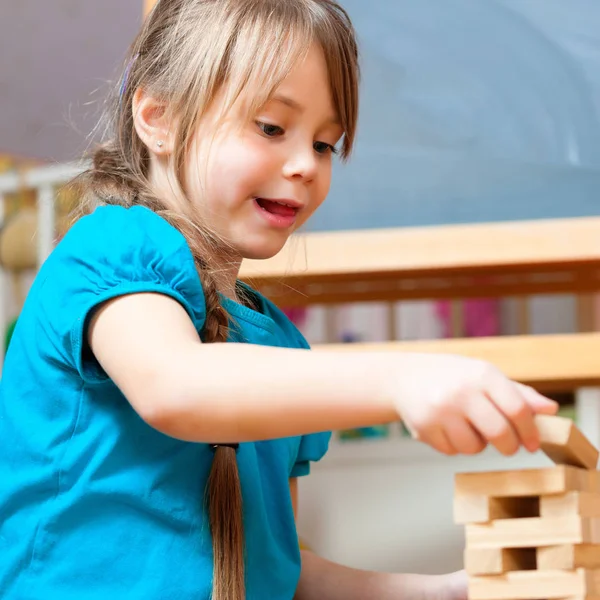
[[0, 1, 558, 598]]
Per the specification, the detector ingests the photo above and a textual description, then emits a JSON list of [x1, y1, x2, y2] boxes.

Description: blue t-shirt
[[0, 205, 331, 599]]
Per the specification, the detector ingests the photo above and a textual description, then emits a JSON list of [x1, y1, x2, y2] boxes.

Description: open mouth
[[255, 198, 298, 218], [253, 197, 300, 229]]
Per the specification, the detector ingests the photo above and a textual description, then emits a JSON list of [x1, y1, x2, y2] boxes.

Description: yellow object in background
[[0, 208, 38, 272], [298, 538, 311, 551]]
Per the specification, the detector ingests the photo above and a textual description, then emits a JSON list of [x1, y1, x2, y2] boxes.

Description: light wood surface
[[314, 332, 600, 392], [466, 516, 600, 549], [240, 216, 600, 305], [541, 493, 600, 519], [537, 544, 600, 570]]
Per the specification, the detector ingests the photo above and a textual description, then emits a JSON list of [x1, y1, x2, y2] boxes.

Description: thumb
[[517, 383, 559, 415]]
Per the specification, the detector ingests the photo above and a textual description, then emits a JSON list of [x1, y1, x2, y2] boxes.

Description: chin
[[239, 236, 289, 261], [242, 246, 285, 261]]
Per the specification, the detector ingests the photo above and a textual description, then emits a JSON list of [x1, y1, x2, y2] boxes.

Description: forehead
[[266, 44, 339, 119], [211, 42, 341, 130]]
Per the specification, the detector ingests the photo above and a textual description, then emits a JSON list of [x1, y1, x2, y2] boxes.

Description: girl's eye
[[256, 121, 284, 137], [314, 141, 339, 155]]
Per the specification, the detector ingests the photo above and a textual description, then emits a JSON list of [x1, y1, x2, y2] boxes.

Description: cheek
[[239, 137, 280, 171], [314, 162, 333, 203], [183, 138, 214, 203], [210, 138, 274, 192]]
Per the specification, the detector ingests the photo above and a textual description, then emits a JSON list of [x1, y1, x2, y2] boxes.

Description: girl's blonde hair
[[73, 0, 359, 597]]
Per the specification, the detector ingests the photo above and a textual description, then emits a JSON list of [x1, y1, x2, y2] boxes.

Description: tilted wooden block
[[469, 568, 600, 600], [538, 545, 600, 571], [536, 415, 599, 470], [465, 516, 600, 549], [465, 547, 536, 575], [455, 466, 600, 499]]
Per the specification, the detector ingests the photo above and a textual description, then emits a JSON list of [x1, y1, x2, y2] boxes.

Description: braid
[[201, 275, 230, 343], [153, 209, 231, 343]]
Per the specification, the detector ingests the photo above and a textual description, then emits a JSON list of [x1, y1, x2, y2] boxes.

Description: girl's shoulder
[[47, 205, 202, 311], [60, 204, 187, 258], [50, 204, 201, 304]]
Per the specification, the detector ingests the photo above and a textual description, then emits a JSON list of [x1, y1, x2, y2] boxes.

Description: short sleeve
[[290, 431, 332, 478], [38, 205, 206, 384]]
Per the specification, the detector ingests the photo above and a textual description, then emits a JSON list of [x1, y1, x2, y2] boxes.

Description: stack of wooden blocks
[[454, 415, 600, 600]]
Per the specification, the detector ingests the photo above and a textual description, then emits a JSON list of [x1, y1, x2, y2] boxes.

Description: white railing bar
[[0, 160, 89, 194], [0, 193, 6, 367], [37, 185, 56, 267]]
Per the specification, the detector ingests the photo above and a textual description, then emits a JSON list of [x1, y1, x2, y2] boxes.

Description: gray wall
[[312, 0, 600, 230], [0, 0, 142, 162]]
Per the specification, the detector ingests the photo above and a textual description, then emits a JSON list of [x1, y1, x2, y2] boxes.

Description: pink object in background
[[435, 298, 500, 338], [282, 307, 308, 329]]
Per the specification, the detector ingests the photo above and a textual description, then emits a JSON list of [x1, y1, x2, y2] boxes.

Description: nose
[[282, 144, 318, 183]]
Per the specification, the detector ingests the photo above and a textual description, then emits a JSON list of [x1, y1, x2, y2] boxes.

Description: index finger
[[516, 383, 559, 415], [486, 375, 540, 452]]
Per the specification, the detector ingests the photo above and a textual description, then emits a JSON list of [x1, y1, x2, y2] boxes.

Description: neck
[[211, 249, 244, 303]]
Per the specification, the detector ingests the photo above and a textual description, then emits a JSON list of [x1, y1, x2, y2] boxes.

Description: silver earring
[[156, 140, 164, 148]]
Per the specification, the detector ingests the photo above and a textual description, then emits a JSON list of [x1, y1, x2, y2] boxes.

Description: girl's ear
[[132, 87, 175, 155]]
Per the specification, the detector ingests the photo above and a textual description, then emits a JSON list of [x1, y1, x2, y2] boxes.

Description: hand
[[389, 353, 558, 456], [425, 570, 468, 600], [387, 570, 467, 600]]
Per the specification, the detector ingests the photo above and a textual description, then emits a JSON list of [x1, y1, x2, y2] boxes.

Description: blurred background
[[1, 0, 600, 577]]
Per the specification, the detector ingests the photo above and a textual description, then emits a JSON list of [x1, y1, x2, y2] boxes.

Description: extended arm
[[89, 291, 555, 450], [89, 292, 397, 443]]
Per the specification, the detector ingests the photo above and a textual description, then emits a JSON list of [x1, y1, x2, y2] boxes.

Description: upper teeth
[[276, 201, 292, 207]]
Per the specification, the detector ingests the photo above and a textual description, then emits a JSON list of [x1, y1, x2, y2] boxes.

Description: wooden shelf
[[240, 216, 600, 306], [313, 332, 600, 392]]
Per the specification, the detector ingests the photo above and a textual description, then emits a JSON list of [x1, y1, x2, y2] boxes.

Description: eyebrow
[[272, 93, 341, 126]]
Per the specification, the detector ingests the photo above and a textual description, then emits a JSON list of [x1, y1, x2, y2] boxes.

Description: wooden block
[[541, 492, 600, 519], [538, 545, 600, 570], [465, 516, 600, 549], [455, 495, 539, 524], [536, 415, 599, 470], [589, 471, 600, 492], [455, 466, 594, 498], [465, 547, 536, 575], [455, 495, 490, 524], [468, 568, 600, 600]]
